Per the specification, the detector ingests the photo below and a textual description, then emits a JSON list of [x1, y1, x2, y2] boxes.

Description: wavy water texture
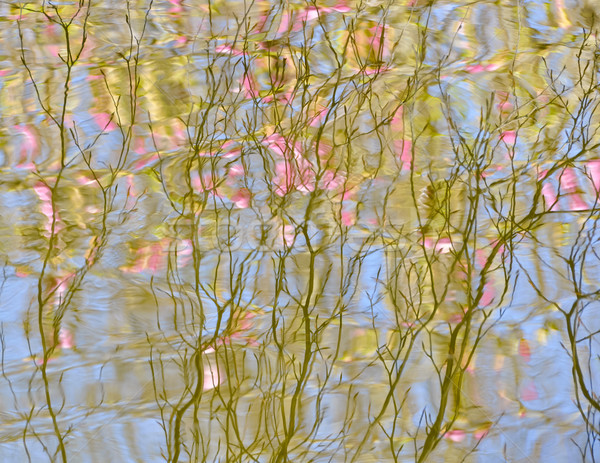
[[1, 0, 600, 462]]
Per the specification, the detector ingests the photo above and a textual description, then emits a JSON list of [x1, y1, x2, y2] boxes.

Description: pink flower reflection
[[422, 237, 453, 254], [132, 154, 159, 171], [479, 282, 495, 307], [277, 12, 290, 34], [294, 0, 350, 30], [13, 124, 39, 165], [321, 170, 345, 191], [272, 161, 294, 196], [309, 107, 329, 127], [541, 183, 558, 211], [241, 74, 258, 99], [264, 133, 302, 158], [444, 429, 466, 442], [92, 112, 116, 132], [34, 182, 52, 202], [395, 139, 412, 170], [147, 243, 164, 273], [228, 163, 245, 177], [588, 160, 600, 193], [520, 380, 538, 401], [203, 362, 223, 390], [500, 131, 516, 145], [518, 339, 531, 362], [272, 156, 315, 196], [282, 224, 295, 246], [58, 328, 74, 349], [568, 193, 588, 211], [391, 106, 403, 131], [295, 6, 320, 29], [341, 210, 356, 227], [231, 188, 251, 208], [34, 182, 63, 235], [168, 0, 183, 13], [560, 167, 578, 192], [122, 240, 169, 274], [330, 0, 351, 12], [215, 44, 247, 56], [465, 63, 501, 73], [133, 136, 147, 155], [191, 171, 220, 195]]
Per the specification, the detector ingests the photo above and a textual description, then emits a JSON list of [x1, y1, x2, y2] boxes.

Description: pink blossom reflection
[[568, 193, 588, 211], [215, 44, 247, 56], [422, 236, 453, 254], [58, 329, 74, 349], [560, 167, 578, 192], [92, 112, 116, 132], [34, 182, 63, 235], [520, 380, 539, 401], [588, 160, 600, 193], [231, 188, 251, 208], [500, 131, 516, 145], [203, 362, 223, 390], [444, 429, 466, 442], [541, 183, 558, 211], [395, 139, 412, 170], [13, 124, 39, 167], [282, 224, 295, 246], [321, 170, 345, 191], [341, 210, 356, 227], [479, 282, 495, 307]]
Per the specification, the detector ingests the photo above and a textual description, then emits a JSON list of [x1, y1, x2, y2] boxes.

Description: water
[[1, 0, 600, 461]]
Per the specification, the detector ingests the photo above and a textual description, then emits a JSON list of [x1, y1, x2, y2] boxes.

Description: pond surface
[[1, 0, 600, 461]]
